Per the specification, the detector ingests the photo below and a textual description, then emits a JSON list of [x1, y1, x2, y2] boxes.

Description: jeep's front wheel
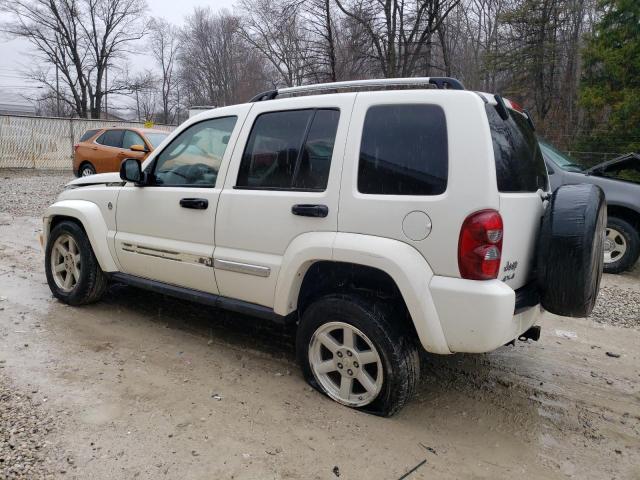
[[297, 295, 420, 416], [45, 220, 108, 305]]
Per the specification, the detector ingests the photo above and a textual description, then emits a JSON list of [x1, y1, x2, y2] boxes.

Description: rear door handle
[[180, 198, 208, 210], [291, 204, 328, 218]]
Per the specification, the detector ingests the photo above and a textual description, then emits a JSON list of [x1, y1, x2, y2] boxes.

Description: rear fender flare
[[274, 232, 451, 354]]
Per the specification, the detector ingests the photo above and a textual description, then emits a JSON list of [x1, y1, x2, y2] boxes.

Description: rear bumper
[[429, 276, 543, 353]]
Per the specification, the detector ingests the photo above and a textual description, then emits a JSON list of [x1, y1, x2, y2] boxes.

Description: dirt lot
[[1, 169, 639, 479]]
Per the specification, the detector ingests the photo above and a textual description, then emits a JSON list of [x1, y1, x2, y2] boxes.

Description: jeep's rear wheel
[[308, 321, 384, 407], [45, 220, 108, 305], [297, 295, 420, 416]]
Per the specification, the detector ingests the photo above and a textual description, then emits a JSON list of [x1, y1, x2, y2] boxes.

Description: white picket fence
[[0, 114, 175, 170]]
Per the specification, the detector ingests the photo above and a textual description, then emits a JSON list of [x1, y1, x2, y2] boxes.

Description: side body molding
[[44, 200, 119, 272], [274, 232, 451, 355]]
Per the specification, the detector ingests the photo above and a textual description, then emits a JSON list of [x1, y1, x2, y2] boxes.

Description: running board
[[108, 272, 288, 324]]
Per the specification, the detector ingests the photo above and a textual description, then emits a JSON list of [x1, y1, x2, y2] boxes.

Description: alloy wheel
[[604, 227, 627, 264], [308, 321, 383, 407], [50, 234, 81, 292]]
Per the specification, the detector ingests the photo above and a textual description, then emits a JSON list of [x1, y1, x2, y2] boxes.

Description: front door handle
[[291, 204, 329, 218], [180, 198, 209, 210]]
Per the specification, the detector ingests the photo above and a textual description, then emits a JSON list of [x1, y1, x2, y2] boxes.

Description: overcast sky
[[0, 0, 236, 108]]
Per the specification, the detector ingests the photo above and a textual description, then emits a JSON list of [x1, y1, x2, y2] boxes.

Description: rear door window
[[486, 106, 548, 192], [237, 109, 340, 190], [358, 104, 448, 195], [96, 130, 124, 148]]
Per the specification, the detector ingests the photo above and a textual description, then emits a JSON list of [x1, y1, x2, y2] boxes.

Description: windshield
[[145, 132, 169, 149], [539, 141, 585, 173]]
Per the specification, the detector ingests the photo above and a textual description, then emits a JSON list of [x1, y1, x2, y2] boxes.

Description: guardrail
[[0, 114, 174, 170]]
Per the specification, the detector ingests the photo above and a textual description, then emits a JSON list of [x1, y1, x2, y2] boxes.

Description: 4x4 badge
[[504, 260, 518, 272]]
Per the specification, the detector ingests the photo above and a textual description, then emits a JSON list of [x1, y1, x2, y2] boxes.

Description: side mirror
[[120, 158, 144, 184], [130, 144, 149, 153]]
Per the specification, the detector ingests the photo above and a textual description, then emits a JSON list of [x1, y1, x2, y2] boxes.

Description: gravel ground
[[0, 372, 66, 479], [589, 284, 640, 328], [0, 169, 72, 217]]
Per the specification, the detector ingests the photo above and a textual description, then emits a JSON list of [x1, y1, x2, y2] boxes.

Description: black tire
[[603, 216, 640, 274], [537, 184, 606, 317], [79, 162, 96, 177], [296, 294, 420, 417], [45, 220, 108, 305]]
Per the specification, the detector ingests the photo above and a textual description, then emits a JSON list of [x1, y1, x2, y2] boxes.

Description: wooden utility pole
[[55, 64, 60, 117], [176, 86, 180, 124], [104, 64, 108, 119], [135, 87, 141, 122]]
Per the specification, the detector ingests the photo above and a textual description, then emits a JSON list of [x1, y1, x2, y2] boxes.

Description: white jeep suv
[[42, 78, 606, 416]]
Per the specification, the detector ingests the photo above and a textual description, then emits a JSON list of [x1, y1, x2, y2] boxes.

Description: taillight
[[458, 210, 503, 280], [505, 98, 524, 113]]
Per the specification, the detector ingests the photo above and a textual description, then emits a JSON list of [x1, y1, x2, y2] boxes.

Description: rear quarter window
[[486, 105, 548, 192], [358, 104, 448, 195], [96, 130, 124, 148], [80, 129, 99, 142]]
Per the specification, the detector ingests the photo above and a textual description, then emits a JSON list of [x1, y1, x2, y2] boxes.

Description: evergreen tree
[[576, 0, 640, 159]]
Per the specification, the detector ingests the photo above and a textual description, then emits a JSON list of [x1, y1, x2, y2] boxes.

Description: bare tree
[[333, 0, 461, 77], [148, 17, 179, 124], [137, 87, 159, 123], [2, 0, 148, 118], [333, 11, 378, 80], [127, 70, 157, 122], [237, 0, 312, 87], [303, 0, 339, 82], [179, 8, 269, 107], [33, 91, 75, 117]]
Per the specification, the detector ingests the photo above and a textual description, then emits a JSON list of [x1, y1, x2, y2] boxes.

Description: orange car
[[73, 127, 169, 177]]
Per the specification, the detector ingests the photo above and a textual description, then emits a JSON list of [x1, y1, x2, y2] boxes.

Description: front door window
[[151, 117, 237, 187]]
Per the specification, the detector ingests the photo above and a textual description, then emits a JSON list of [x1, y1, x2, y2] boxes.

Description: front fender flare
[[44, 200, 118, 272]]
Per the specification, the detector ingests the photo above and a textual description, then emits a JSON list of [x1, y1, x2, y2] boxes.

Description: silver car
[[541, 141, 640, 274]]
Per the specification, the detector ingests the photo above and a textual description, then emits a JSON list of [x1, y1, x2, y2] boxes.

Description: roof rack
[[249, 77, 465, 102]]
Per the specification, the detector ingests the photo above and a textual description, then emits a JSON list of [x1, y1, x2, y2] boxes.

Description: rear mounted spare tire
[[537, 184, 606, 317]]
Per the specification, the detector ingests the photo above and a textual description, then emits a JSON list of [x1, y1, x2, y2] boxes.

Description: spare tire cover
[[537, 184, 606, 317]]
